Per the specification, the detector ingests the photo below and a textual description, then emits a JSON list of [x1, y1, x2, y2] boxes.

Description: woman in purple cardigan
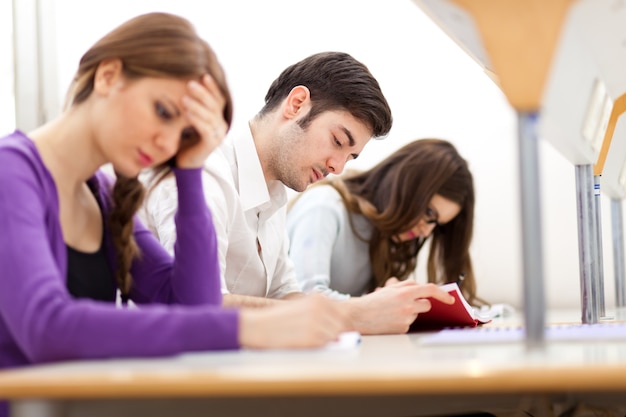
[[0, 13, 349, 412]]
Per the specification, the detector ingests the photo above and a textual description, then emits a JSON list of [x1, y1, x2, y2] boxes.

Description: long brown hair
[[298, 139, 481, 304], [66, 12, 233, 301]]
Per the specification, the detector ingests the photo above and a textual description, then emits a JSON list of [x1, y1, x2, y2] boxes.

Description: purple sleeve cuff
[[173, 167, 205, 216]]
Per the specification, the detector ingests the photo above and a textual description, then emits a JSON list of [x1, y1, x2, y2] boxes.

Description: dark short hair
[[260, 52, 392, 138]]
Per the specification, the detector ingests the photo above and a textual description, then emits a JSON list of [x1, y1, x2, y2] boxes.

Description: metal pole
[[518, 112, 545, 350], [611, 198, 626, 308], [592, 176, 606, 317], [575, 165, 598, 323]]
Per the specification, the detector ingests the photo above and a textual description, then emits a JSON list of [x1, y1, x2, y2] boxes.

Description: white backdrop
[[0, 0, 14, 134], [46, 0, 623, 311]]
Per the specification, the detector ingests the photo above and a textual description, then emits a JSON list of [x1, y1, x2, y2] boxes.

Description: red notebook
[[409, 283, 491, 332]]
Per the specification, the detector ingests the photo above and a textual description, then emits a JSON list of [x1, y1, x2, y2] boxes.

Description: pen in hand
[[457, 272, 465, 286]]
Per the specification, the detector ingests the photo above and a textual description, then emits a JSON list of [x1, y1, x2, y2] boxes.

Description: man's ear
[[282, 85, 311, 119], [93, 58, 124, 96]]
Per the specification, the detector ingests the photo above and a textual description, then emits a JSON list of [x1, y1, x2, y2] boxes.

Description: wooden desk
[[2, 311, 626, 417]]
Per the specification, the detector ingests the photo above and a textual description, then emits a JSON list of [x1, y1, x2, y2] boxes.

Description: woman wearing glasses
[[286, 138, 482, 307]]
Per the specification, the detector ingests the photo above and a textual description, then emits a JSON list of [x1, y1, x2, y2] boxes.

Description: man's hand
[[345, 282, 455, 335]]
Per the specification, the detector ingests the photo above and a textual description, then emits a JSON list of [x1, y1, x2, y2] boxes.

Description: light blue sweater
[[287, 185, 375, 300]]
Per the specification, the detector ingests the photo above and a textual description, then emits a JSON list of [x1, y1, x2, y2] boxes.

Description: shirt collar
[[233, 124, 287, 212]]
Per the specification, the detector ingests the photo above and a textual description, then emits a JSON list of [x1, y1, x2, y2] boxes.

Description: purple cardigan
[[0, 131, 239, 370]]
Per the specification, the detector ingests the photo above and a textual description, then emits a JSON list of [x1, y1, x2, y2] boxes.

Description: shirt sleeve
[[129, 168, 222, 306], [140, 162, 232, 295], [266, 223, 308, 299], [286, 189, 351, 301], [0, 151, 239, 365]]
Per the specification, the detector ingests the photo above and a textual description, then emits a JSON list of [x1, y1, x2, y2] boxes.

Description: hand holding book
[[409, 282, 492, 332]]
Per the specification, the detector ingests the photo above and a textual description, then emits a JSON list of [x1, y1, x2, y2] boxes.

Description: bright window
[[0, 0, 15, 133]]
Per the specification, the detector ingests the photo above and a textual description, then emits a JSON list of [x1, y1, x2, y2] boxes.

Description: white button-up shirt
[[140, 124, 302, 299]]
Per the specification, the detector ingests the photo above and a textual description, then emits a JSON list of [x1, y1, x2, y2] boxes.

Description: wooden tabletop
[[2, 310, 626, 400]]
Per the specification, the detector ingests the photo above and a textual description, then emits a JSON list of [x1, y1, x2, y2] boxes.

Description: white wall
[[0, 0, 15, 133], [46, 0, 625, 312]]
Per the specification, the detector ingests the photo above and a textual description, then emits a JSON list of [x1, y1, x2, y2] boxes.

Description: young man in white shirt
[[141, 52, 454, 334]]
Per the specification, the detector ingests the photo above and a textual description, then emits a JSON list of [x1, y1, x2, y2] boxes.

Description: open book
[[409, 282, 492, 332]]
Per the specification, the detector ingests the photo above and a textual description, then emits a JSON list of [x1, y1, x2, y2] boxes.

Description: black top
[[66, 240, 116, 302], [65, 181, 116, 302]]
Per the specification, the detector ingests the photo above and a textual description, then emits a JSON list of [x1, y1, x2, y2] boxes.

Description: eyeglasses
[[423, 207, 440, 226]]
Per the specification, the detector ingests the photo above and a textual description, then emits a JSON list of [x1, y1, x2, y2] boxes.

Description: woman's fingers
[[176, 74, 228, 168]]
